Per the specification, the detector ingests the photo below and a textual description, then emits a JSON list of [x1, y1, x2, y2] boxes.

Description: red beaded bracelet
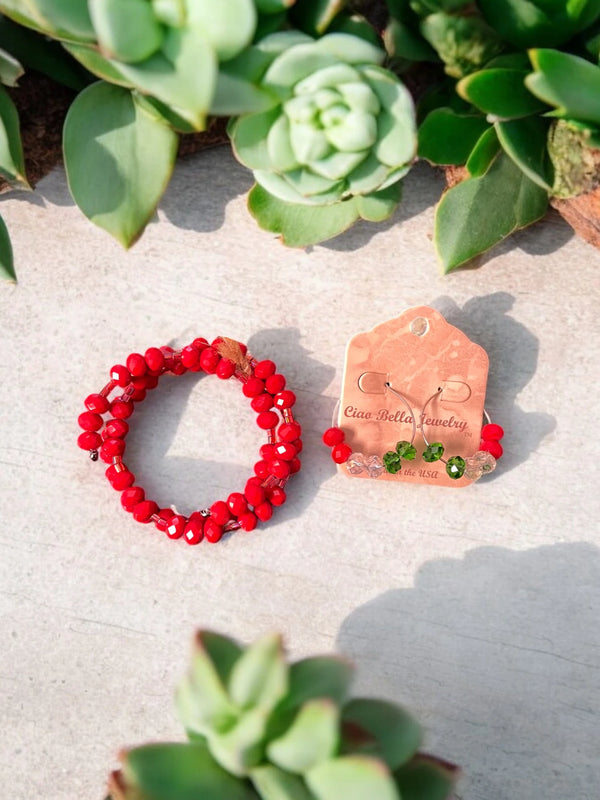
[[77, 337, 301, 544]]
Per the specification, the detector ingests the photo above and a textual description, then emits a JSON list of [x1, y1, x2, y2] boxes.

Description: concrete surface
[[0, 147, 599, 800]]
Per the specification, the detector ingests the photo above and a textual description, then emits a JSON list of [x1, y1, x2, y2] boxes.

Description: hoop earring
[[381, 383, 417, 474]]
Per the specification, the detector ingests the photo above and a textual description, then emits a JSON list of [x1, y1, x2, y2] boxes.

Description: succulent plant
[[228, 30, 417, 246], [108, 630, 459, 800]]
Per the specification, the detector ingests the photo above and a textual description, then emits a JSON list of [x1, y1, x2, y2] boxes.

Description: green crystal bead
[[396, 440, 417, 460], [383, 451, 402, 474], [446, 455, 466, 479], [423, 442, 444, 462]]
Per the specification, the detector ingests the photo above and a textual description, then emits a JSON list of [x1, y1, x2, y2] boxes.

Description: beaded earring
[[381, 383, 417, 474]]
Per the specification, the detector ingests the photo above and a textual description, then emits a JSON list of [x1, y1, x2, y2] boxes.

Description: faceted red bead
[[166, 514, 187, 540], [183, 518, 204, 545], [170, 360, 187, 376], [85, 393, 109, 414], [331, 443, 352, 463], [126, 353, 147, 377], [268, 487, 287, 506], [121, 486, 145, 511], [291, 438, 303, 454], [110, 364, 131, 387], [265, 374, 286, 394], [154, 508, 174, 532], [110, 399, 134, 419], [78, 411, 103, 431], [216, 358, 235, 380], [239, 511, 258, 531], [200, 347, 220, 373], [133, 500, 159, 523], [254, 360, 276, 379], [260, 443, 276, 460], [481, 423, 504, 441], [192, 337, 209, 351], [104, 419, 129, 439], [273, 442, 296, 461], [227, 492, 248, 516], [77, 431, 102, 451], [204, 519, 223, 543], [246, 475, 263, 486], [251, 393, 274, 413], [210, 500, 231, 526], [254, 501, 273, 522], [107, 469, 135, 490], [480, 439, 503, 459], [274, 390, 296, 409], [322, 427, 345, 446], [243, 377, 265, 398], [257, 410, 279, 430], [268, 458, 291, 479], [180, 345, 200, 369], [278, 422, 302, 442], [289, 457, 302, 474], [145, 347, 165, 372], [100, 438, 126, 462], [254, 460, 270, 479], [245, 482, 266, 507]]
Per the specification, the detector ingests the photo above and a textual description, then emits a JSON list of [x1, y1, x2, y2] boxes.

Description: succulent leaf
[[495, 116, 553, 191], [0, 84, 29, 188], [526, 49, 600, 127], [0, 47, 23, 86], [184, 0, 257, 62], [251, 765, 317, 800], [457, 68, 547, 119], [465, 126, 500, 176], [64, 42, 135, 88], [394, 753, 460, 800], [280, 657, 354, 714], [208, 707, 269, 776], [478, 0, 600, 48], [20, 0, 96, 41], [419, 12, 505, 78], [267, 699, 340, 773], [89, 0, 163, 63], [419, 108, 490, 165], [228, 633, 289, 713], [289, 0, 347, 36], [0, 215, 15, 281], [305, 755, 401, 800]]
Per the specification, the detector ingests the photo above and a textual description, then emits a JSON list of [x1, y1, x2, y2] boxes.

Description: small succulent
[[229, 30, 417, 246], [108, 630, 459, 800]]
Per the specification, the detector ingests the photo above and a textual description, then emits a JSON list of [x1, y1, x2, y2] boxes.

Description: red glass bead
[[251, 393, 274, 412], [245, 482, 266, 507], [254, 460, 270, 479], [100, 437, 126, 462], [133, 500, 159, 523], [254, 501, 273, 522], [291, 438, 303, 454], [268, 487, 287, 506], [78, 411, 103, 431], [322, 427, 345, 446], [126, 353, 147, 377], [110, 399, 134, 419], [131, 375, 147, 390], [107, 469, 135, 490], [254, 360, 276, 379], [216, 358, 235, 379], [121, 486, 145, 511], [274, 390, 296, 409], [278, 422, 302, 442], [260, 443, 276, 460], [145, 347, 165, 372], [181, 345, 200, 369], [183, 518, 204, 545], [77, 431, 102, 451], [257, 410, 279, 430], [200, 347, 220, 373], [481, 423, 504, 441], [166, 514, 187, 540], [154, 508, 174, 532], [239, 511, 258, 531], [227, 492, 248, 516], [480, 439, 503, 459], [110, 364, 131, 387], [192, 337, 209, 351], [85, 393, 109, 414], [265, 374, 286, 394], [273, 442, 296, 461], [243, 377, 265, 398], [204, 519, 223, 543], [210, 500, 231, 526], [332, 443, 352, 464], [145, 374, 159, 390], [170, 360, 187, 376], [268, 458, 291, 479], [130, 387, 146, 402], [289, 457, 302, 474], [104, 419, 129, 438]]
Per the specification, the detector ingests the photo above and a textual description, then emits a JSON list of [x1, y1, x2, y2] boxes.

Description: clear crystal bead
[[347, 452, 366, 475], [464, 450, 497, 481], [365, 455, 384, 479]]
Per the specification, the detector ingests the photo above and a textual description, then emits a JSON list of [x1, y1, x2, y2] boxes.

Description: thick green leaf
[[255, 0, 294, 11], [251, 765, 316, 800], [89, 0, 163, 63], [119, 742, 260, 800], [289, 0, 347, 36], [457, 68, 547, 119], [418, 108, 489, 165], [0, 214, 15, 281], [465, 126, 499, 176], [435, 149, 548, 271], [0, 47, 23, 86], [277, 656, 353, 717], [26, 0, 96, 41], [355, 182, 403, 220], [133, 92, 197, 133], [211, 71, 278, 116], [228, 633, 288, 713], [341, 699, 422, 771], [0, 0, 48, 34], [306, 756, 401, 800], [383, 17, 438, 62], [479, 0, 600, 48], [394, 755, 459, 800], [0, 85, 28, 187], [63, 81, 178, 247], [419, 12, 505, 78], [208, 707, 268, 776], [495, 116, 553, 190], [526, 49, 600, 127], [64, 42, 134, 87], [267, 700, 339, 773]]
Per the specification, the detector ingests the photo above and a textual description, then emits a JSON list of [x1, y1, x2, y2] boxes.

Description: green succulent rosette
[[229, 31, 417, 245]]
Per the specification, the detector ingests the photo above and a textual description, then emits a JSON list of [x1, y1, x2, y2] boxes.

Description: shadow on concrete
[[429, 293, 556, 477], [337, 543, 600, 800]]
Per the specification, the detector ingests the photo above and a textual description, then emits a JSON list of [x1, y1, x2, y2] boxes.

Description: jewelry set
[[77, 308, 504, 545]]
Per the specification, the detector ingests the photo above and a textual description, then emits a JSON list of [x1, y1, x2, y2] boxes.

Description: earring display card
[[340, 307, 489, 486]]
